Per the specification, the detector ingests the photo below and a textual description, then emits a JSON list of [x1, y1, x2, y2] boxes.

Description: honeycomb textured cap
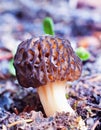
[[14, 35, 82, 88]]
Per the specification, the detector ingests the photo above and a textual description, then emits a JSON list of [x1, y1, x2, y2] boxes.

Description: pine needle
[[7, 119, 33, 128]]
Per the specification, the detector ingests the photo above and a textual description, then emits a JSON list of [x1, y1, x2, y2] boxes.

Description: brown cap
[[14, 35, 82, 88]]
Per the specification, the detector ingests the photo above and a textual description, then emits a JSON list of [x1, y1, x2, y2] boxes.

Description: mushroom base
[[37, 81, 74, 116]]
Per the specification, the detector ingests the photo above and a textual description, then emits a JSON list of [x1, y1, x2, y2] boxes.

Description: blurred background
[[0, 0, 101, 77]]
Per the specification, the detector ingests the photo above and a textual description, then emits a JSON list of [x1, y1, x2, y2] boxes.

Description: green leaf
[[76, 47, 90, 61], [9, 59, 16, 76], [65, 93, 69, 99], [43, 17, 55, 35]]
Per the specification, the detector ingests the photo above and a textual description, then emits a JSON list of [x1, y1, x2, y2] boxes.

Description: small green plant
[[9, 59, 16, 76], [76, 47, 90, 61], [43, 17, 55, 35], [65, 93, 69, 99]]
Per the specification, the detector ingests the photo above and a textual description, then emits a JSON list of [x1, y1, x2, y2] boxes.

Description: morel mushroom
[[14, 35, 82, 116]]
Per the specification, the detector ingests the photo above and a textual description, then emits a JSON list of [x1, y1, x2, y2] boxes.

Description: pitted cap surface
[[14, 35, 82, 88]]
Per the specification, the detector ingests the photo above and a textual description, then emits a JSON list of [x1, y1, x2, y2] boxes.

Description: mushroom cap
[[14, 35, 82, 88]]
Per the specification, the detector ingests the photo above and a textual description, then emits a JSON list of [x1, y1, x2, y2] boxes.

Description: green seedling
[[43, 17, 55, 35], [9, 59, 16, 76], [8, 48, 17, 76], [76, 47, 90, 61], [65, 93, 69, 99]]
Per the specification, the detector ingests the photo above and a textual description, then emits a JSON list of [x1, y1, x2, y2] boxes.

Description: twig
[[81, 74, 101, 82], [87, 103, 101, 111], [91, 120, 99, 130], [0, 47, 13, 60], [90, 107, 101, 111], [88, 75, 101, 82], [7, 119, 33, 128]]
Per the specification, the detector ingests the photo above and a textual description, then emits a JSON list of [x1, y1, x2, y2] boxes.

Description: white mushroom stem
[[37, 80, 75, 116]]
